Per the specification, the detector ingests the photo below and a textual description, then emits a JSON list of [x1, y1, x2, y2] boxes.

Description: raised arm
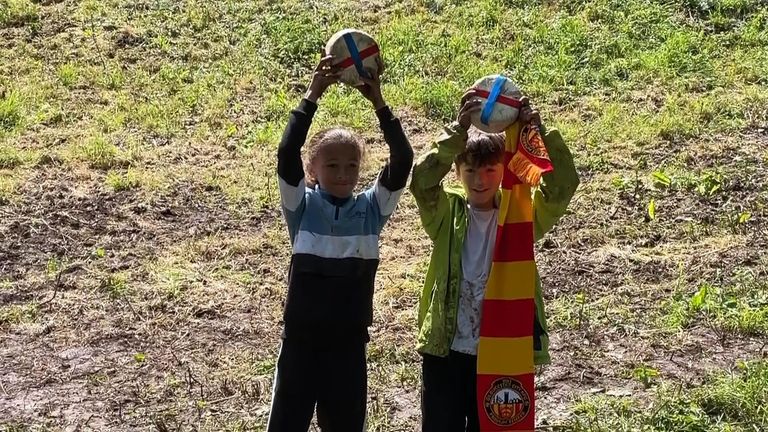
[[355, 68, 414, 217], [532, 125, 579, 241], [410, 123, 466, 240], [515, 98, 580, 241], [409, 91, 482, 240], [375, 105, 413, 194], [277, 99, 316, 189], [277, 55, 341, 240]]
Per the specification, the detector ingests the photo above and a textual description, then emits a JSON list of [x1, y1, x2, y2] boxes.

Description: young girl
[[268, 55, 413, 431]]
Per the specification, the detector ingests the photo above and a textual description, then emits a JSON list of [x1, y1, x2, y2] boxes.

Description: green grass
[[201, 162, 279, 213], [73, 134, 129, 170], [3, 0, 764, 175], [662, 273, 768, 337], [566, 359, 768, 431], [0, 172, 20, 204], [0, 145, 38, 170], [147, 233, 283, 301], [0, 302, 38, 325], [548, 290, 636, 331], [0, 0, 38, 29], [0, 145, 24, 169], [1, 0, 767, 429], [100, 272, 129, 299], [56, 63, 80, 89], [150, 262, 196, 301], [6, 0, 763, 151], [105, 169, 141, 191], [0, 90, 23, 132]]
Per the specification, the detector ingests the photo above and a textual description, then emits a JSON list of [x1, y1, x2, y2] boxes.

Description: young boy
[[410, 90, 579, 431]]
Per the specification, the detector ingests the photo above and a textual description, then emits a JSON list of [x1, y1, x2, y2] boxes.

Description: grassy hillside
[[1, 0, 767, 430]]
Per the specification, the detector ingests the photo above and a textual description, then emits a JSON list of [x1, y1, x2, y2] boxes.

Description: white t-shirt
[[451, 205, 499, 355]]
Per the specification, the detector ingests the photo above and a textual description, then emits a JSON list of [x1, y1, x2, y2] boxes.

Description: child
[[268, 55, 413, 431], [410, 89, 579, 431]]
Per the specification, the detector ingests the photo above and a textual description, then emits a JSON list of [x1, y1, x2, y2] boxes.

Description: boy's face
[[457, 162, 504, 210], [309, 141, 361, 199]]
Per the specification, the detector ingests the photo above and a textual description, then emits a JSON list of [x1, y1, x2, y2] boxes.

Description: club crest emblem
[[483, 377, 531, 426], [520, 124, 550, 160]]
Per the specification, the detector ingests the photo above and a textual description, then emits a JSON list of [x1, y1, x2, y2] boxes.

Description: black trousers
[[421, 350, 480, 432], [267, 338, 367, 432]]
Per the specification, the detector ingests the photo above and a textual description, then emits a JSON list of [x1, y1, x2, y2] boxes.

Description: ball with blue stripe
[[470, 74, 523, 133], [325, 29, 383, 87]]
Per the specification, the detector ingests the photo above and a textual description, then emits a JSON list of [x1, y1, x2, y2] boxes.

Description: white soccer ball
[[325, 29, 383, 87], [470, 75, 522, 133]]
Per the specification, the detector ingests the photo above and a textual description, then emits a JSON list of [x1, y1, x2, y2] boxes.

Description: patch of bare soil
[[1, 165, 281, 429], [1, 165, 255, 283], [534, 134, 768, 423], [1, 126, 766, 429]]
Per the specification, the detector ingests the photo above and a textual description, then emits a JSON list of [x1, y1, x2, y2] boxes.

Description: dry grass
[[1, 0, 767, 430]]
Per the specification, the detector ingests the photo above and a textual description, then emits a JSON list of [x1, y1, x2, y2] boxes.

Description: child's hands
[[518, 97, 542, 126], [457, 89, 483, 130], [306, 54, 341, 103], [456, 91, 541, 130], [355, 67, 386, 110]]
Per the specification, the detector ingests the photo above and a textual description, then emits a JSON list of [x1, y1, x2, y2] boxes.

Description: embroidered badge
[[483, 377, 531, 426], [521, 124, 550, 161]]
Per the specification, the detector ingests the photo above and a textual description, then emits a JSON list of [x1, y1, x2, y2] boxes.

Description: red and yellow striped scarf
[[476, 122, 553, 431]]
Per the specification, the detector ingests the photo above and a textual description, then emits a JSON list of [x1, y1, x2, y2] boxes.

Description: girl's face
[[309, 141, 361, 199]]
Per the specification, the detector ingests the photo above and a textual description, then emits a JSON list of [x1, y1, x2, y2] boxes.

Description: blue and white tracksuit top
[[277, 99, 413, 343]]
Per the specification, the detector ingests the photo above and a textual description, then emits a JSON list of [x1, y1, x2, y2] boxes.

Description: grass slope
[[1, 0, 767, 430]]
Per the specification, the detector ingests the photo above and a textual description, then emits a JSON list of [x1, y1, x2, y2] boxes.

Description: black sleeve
[[375, 106, 414, 191], [277, 99, 318, 186]]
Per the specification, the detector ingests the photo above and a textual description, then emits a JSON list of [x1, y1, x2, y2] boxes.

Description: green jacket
[[410, 122, 579, 364]]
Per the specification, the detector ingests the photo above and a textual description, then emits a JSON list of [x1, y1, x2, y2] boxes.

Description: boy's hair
[[455, 128, 505, 168], [305, 127, 365, 185]]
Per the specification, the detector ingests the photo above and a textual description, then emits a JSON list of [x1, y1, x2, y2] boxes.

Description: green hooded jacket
[[409, 121, 579, 364]]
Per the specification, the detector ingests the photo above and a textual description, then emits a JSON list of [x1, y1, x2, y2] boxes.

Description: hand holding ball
[[325, 29, 383, 87], [469, 75, 523, 133]]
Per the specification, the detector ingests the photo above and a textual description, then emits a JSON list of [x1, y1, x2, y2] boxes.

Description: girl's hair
[[304, 127, 365, 187], [455, 128, 505, 168]]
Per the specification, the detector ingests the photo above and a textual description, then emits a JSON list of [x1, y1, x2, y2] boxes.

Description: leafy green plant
[[663, 279, 768, 337], [100, 273, 128, 299], [727, 211, 753, 233], [695, 171, 724, 196], [647, 198, 657, 220], [651, 170, 672, 189], [631, 364, 661, 388]]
